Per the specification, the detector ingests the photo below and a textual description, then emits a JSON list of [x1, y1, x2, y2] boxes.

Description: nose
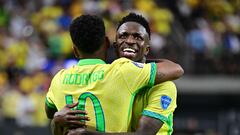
[[125, 35, 136, 45]]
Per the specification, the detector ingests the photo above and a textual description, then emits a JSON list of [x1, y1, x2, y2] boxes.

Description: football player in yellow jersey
[[46, 14, 183, 135], [115, 13, 178, 135]]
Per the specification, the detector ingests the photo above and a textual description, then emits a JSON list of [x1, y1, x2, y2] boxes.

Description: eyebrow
[[133, 33, 144, 37], [119, 31, 144, 37]]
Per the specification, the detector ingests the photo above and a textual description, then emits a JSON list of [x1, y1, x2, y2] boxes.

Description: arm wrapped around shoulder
[[154, 59, 184, 84]]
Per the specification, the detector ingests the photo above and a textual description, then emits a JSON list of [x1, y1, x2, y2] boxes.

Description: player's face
[[115, 22, 150, 62]]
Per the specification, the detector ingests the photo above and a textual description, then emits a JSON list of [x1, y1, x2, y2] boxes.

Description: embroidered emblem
[[161, 95, 172, 110]]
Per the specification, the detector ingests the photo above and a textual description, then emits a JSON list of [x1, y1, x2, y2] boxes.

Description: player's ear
[[72, 45, 80, 58], [144, 44, 150, 56]]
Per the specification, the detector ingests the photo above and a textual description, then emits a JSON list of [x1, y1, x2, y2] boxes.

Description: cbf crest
[[161, 95, 172, 110]]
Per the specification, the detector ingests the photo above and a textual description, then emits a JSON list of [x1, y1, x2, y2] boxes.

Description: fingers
[[67, 121, 87, 128], [66, 102, 79, 108], [74, 115, 90, 121], [66, 115, 90, 121], [68, 110, 87, 115], [63, 115, 89, 128]]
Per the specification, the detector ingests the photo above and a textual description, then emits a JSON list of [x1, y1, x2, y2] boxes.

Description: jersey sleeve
[[119, 60, 157, 94], [45, 70, 63, 110], [45, 87, 57, 110], [141, 81, 177, 126]]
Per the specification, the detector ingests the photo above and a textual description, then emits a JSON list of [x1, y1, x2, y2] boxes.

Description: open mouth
[[123, 48, 136, 53], [120, 47, 138, 58]]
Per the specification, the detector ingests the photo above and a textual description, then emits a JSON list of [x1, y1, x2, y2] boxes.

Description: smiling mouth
[[122, 48, 136, 53], [120, 48, 137, 58]]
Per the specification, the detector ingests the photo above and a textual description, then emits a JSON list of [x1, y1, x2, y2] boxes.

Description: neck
[[76, 42, 108, 61], [138, 56, 146, 63]]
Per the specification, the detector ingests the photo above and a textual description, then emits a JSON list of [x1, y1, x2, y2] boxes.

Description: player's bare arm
[[133, 116, 163, 135], [154, 59, 184, 84]]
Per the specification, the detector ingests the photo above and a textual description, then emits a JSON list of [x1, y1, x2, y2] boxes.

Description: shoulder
[[112, 58, 151, 69], [52, 69, 66, 79], [153, 81, 176, 89], [111, 58, 131, 65], [149, 81, 177, 95], [110, 58, 134, 70], [49, 69, 67, 86]]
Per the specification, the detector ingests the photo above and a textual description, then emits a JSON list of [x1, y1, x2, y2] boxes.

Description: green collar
[[77, 59, 106, 66]]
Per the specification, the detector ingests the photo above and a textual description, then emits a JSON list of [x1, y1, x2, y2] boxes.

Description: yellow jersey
[[131, 81, 177, 135], [46, 58, 156, 132]]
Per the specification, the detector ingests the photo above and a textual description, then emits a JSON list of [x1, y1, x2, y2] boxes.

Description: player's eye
[[134, 35, 143, 41], [132, 33, 144, 41], [119, 34, 127, 39]]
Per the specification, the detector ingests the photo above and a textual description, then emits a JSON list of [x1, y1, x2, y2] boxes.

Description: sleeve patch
[[132, 62, 144, 68], [161, 95, 172, 110]]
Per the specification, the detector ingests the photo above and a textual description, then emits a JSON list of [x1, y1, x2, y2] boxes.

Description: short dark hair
[[70, 14, 105, 54], [117, 12, 151, 38]]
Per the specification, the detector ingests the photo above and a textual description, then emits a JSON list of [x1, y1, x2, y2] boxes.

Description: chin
[[122, 56, 132, 60], [121, 55, 133, 60]]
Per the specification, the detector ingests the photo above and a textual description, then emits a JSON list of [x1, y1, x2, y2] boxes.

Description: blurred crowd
[[0, 0, 239, 135]]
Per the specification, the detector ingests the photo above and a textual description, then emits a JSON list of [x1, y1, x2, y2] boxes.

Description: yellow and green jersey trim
[[45, 98, 57, 110], [77, 59, 106, 66], [149, 62, 157, 87], [142, 110, 173, 135]]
